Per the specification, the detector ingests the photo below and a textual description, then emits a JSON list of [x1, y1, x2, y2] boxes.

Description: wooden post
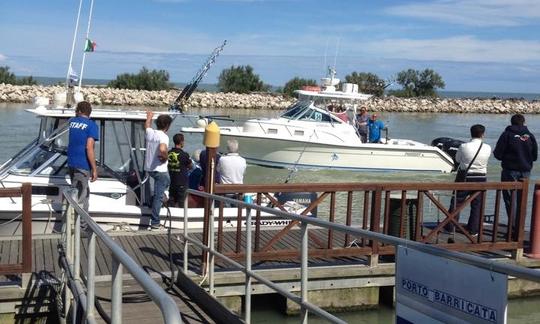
[[201, 121, 220, 275], [21, 183, 32, 273]]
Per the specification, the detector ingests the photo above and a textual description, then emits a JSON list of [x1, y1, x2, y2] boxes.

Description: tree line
[[1, 64, 446, 98]]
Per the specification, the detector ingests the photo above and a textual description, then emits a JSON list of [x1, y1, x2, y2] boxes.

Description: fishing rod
[[169, 40, 227, 113]]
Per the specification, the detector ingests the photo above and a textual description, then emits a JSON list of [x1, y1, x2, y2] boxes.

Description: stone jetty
[[1, 83, 539, 114]]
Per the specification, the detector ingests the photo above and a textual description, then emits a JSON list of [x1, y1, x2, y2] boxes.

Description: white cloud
[[0, 53, 6, 61], [361, 36, 540, 63], [386, 0, 540, 27]]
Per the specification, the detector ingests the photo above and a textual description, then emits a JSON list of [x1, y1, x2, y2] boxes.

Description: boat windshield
[[3, 116, 146, 183], [281, 101, 338, 123]]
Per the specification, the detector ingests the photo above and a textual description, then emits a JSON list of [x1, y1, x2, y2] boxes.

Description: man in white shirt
[[144, 111, 172, 230], [218, 139, 247, 184], [446, 124, 491, 236]]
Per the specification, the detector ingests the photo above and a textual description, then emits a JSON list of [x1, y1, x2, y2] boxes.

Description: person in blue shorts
[[67, 101, 99, 231]]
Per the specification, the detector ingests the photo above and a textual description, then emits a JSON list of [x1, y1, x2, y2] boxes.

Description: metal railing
[[0, 183, 32, 275], [62, 188, 182, 324], [183, 189, 540, 324]]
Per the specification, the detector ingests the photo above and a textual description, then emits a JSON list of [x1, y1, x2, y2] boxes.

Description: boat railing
[[183, 186, 540, 324], [207, 180, 529, 265], [61, 188, 182, 324], [0, 183, 32, 277]]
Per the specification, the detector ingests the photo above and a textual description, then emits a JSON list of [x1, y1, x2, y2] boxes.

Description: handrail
[[184, 188, 540, 324], [62, 188, 182, 324]]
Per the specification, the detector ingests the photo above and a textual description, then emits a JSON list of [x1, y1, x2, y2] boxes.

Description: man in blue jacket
[[493, 114, 538, 231]]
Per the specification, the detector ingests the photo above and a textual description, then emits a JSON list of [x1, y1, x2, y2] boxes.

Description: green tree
[[108, 67, 172, 91], [218, 65, 269, 93], [0, 66, 36, 85], [395, 68, 445, 97], [282, 77, 318, 97], [344, 72, 386, 97]]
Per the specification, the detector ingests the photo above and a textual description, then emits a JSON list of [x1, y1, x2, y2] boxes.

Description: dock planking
[[0, 224, 532, 322]]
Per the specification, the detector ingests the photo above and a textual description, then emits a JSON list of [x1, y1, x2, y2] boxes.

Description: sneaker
[[148, 224, 167, 231]]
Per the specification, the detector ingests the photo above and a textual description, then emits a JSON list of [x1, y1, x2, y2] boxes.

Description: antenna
[[79, 0, 95, 88], [333, 37, 341, 71], [66, 0, 84, 90], [323, 38, 329, 75]]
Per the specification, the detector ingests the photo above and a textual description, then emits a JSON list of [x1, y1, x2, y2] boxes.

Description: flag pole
[[79, 0, 95, 88], [66, 0, 84, 91]]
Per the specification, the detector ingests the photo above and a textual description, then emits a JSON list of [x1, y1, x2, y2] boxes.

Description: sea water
[[1, 102, 539, 322]]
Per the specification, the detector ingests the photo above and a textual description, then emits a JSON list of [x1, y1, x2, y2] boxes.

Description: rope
[[283, 129, 317, 184]]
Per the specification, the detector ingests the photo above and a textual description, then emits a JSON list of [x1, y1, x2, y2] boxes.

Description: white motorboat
[[0, 106, 293, 235], [182, 69, 454, 173]]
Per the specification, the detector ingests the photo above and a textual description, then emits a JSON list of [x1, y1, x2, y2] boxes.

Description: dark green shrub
[[108, 67, 172, 91], [217, 65, 269, 93], [395, 68, 445, 97], [343, 72, 386, 97], [0, 66, 37, 85], [282, 77, 318, 97]]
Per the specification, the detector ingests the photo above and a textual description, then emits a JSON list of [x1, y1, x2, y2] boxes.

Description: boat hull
[[219, 134, 454, 173]]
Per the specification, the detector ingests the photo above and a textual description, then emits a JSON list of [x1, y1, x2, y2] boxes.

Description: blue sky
[[1, 0, 540, 93]]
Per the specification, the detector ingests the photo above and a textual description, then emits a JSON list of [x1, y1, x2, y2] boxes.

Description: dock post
[[183, 196, 189, 274], [202, 121, 220, 275], [300, 220, 308, 324], [527, 183, 540, 258], [64, 189, 75, 319], [111, 257, 123, 324], [86, 232, 96, 321], [245, 202, 252, 324]]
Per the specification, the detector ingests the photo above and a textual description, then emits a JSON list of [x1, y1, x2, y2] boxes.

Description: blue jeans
[[501, 169, 530, 230], [149, 171, 170, 226]]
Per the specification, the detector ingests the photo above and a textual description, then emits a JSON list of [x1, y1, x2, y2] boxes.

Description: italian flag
[[84, 39, 96, 52]]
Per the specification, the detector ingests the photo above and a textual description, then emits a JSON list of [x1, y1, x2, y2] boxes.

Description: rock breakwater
[[1, 83, 539, 114]]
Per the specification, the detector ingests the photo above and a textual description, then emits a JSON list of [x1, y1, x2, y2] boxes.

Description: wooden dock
[[2, 224, 540, 322]]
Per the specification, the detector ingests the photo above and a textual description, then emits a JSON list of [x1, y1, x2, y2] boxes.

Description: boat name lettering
[[404, 152, 421, 157], [401, 278, 497, 322]]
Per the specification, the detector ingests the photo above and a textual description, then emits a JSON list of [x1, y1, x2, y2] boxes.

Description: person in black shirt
[[168, 134, 192, 207]]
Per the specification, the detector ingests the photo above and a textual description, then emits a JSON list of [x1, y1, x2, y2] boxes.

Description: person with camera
[[445, 124, 491, 236]]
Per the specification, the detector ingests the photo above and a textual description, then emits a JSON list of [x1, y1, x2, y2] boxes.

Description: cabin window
[[267, 128, 278, 134], [99, 120, 145, 179], [294, 130, 304, 136]]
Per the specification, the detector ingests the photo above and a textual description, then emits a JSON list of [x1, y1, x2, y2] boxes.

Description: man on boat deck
[[67, 101, 99, 228], [368, 113, 385, 143], [356, 107, 369, 143], [445, 124, 491, 236], [144, 111, 172, 230], [167, 133, 192, 208]]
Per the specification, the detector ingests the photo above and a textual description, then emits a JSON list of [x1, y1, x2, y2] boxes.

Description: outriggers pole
[[65, 0, 84, 107], [78, 0, 95, 89]]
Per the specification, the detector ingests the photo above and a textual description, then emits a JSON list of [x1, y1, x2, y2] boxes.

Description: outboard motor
[[431, 137, 465, 165]]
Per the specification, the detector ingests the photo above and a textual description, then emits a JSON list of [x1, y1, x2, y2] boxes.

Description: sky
[[1, 0, 540, 93]]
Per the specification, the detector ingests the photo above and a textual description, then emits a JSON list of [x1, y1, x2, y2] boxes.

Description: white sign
[[396, 246, 507, 324]]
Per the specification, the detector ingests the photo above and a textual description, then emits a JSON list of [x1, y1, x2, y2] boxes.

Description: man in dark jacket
[[493, 114, 538, 231]]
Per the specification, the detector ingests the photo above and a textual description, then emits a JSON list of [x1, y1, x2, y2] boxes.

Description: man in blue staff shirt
[[67, 101, 99, 228], [368, 113, 386, 143]]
